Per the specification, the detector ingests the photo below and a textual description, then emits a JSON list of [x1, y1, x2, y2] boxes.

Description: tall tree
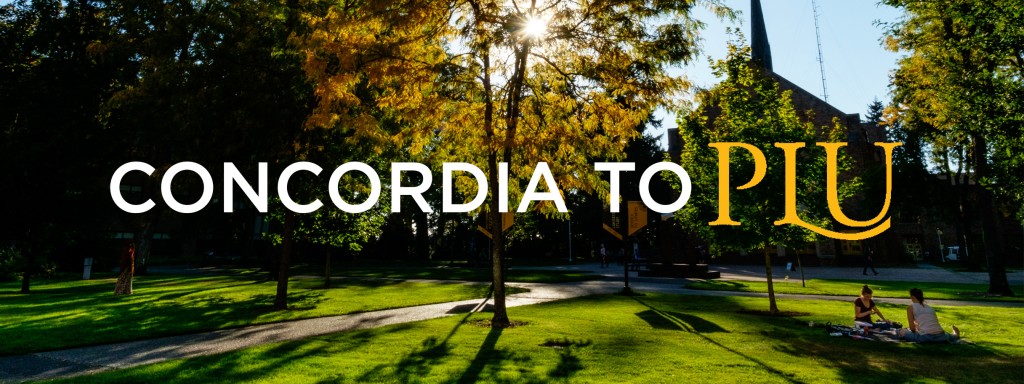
[[882, 0, 1022, 295], [92, 0, 312, 297], [875, 101, 933, 247], [298, 0, 730, 328], [0, 0, 125, 292], [675, 41, 853, 314], [267, 129, 393, 291]]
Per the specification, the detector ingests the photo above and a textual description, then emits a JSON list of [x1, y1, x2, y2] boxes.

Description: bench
[[630, 258, 649, 271]]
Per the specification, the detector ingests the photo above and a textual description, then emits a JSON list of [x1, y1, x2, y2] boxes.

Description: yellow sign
[[477, 212, 514, 239], [477, 225, 492, 239], [627, 201, 647, 236], [602, 223, 622, 241]]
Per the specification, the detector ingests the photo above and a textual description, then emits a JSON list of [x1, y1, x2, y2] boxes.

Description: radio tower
[[811, 0, 829, 102]]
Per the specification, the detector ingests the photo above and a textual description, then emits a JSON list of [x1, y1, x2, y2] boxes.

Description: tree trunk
[[114, 242, 135, 295], [324, 247, 331, 289], [797, 253, 805, 288], [475, 29, 511, 328], [973, 136, 1014, 296], [955, 170, 977, 270], [415, 211, 430, 260], [135, 236, 152, 276], [764, 247, 779, 314], [20, 270, 30, 294], [485, 26, 530, 329], [436, 214, 448, 259], [274, 211, 295, 310], [488, 153, 510, 328], [119, 224, 153, 295], [20, 243, 33, 294]]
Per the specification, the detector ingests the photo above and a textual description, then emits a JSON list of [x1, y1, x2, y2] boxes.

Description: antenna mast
[[811, 0, 829, 102]]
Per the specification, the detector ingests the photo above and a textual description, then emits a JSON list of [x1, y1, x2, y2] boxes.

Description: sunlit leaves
[[295, 0, 730, 216]]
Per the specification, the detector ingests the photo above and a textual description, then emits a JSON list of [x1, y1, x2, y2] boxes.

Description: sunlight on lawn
[[0, 274, 498, 356], [62, 294, 1024, 384]]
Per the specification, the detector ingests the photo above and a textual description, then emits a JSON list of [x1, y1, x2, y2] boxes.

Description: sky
[[653, 0, 905, 147]]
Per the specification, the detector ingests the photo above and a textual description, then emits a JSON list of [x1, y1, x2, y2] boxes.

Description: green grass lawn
[[686, 279, 1024, 303], [56, 293, 1024, 383], [330, 266, 604, 283], [0, 273, 513, 356]]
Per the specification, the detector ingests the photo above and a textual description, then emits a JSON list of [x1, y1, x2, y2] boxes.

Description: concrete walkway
[[2, 265, 1022, 383], [0, 281, 609, 383], [518, 261, 1024, 287], [710, 263, 1024, 286]]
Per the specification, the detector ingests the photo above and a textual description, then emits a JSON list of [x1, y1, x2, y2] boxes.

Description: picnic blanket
[[825, 322, 902, 343], [820, 321, 969, 344]]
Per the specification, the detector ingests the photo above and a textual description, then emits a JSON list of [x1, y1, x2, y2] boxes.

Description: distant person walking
[[600, 243, 608, 268], [863, 246, 878, 275]]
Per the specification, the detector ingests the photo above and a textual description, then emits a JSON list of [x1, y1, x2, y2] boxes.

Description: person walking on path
[[863, 246, 878, 275], [600, 243, 608, 268]]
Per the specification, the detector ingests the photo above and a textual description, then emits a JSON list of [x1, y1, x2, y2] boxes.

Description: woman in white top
[[898, 288, 961, 343]]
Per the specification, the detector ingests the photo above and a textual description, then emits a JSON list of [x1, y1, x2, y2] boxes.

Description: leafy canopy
[[675, 39, 851, 253], [295, 0, 733, 214]]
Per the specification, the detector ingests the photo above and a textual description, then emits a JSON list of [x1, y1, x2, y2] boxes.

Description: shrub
[[0, 246, 23, 282]]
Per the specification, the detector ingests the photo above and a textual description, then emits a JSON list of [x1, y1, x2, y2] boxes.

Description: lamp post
[[568, 218, 573, 264], [936, 228, 943, 262]]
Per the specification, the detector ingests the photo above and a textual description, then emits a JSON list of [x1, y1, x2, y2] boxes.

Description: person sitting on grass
[[855, 285, 889, 324], [898, 288, 961, 343]]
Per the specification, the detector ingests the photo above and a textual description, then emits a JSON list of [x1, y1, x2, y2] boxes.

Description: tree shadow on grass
[[636, 309, 728, 333], [0, 284, 331, 356], [457, 326, 505, 384], [355, 322, 466, 383], [3, 267, 503, 357], [292, 276, 409, 290], [542, 338, 590, 380], [634, 298, 805, 384], [353, 287, 576, 384], [640, 294, 1024, 384], [688, 280, 748, 290], [249, 291, 326, 311], [453, 326, 549, 384], [126, 334, 340, 383], [769, 332, 1023, 383], [356, 289, 494, 383], [2, 273, 451, 355]]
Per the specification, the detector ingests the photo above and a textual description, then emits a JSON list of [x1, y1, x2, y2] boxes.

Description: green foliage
[[674, 38, 852, 253], [0, 246, 22, 282], [264, 148, 392, 253], [0, 0, 321, 288], [0, 0, 124, 282], [883, 0, 1022, 295], [882, 0, 1024, 220], [59, 294, 1024, 383]]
